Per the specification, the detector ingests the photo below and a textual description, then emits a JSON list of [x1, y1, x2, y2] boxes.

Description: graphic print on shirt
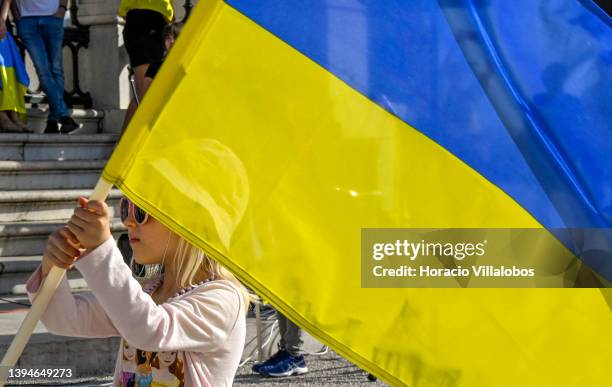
[[120, 339, 185, 387], [121, 340, 137, 386]]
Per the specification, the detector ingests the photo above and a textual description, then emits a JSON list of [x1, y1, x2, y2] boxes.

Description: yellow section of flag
[[103, 1, 612, 385]]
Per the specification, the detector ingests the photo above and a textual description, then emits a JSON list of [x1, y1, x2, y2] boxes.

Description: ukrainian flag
[[0, 32, 29, 118], [103, 1, 612, 385]]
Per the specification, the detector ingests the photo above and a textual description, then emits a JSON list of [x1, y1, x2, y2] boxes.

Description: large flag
[[103, 1, 612, 386]]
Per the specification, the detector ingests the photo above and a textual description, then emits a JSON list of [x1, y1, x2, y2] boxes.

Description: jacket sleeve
[[74, 237, 244, 353], [26, 265, 119, 338]]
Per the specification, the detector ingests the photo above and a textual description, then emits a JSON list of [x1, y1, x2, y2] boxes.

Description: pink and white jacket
[[26, 237, 246, 387]]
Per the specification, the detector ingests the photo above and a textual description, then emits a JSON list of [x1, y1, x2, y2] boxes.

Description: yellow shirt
[[151, 379, 180, 387], [119, 0, 174, 22]]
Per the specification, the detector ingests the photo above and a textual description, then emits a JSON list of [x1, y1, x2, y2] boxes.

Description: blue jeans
[[17, 16, 68, 121]]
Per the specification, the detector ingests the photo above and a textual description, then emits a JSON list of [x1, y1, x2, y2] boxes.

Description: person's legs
[[17, 18, 53, 132], [254, 311, 307, 377], [17, 18, 53, 103], [252, 309, 289, 373], [0, 111, 21, 132], [40, 16, 69, 121], [18, 16, 73, 133], [121, 98, 137, 131], [121, 64, 149, 130], [8, 111, 30, 131], [276, 310, 288, 351], [283, 317, 305, 357], [18, 18, 57, 120], [133, 64, 149, 98]]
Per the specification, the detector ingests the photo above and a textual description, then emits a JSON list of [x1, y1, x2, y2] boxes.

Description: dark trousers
[[277, 312, 304, 356]]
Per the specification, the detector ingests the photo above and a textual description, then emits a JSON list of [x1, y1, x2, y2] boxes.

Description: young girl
[[26, 197, 249, 386]]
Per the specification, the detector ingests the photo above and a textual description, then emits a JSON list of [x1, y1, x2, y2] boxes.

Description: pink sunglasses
[[119, 198, 150, 225]]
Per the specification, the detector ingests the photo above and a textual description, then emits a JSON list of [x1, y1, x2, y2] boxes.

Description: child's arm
[[26, 227, 119, 338], [70, 200, 244, 353]]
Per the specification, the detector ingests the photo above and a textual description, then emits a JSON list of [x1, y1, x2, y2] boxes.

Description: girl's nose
[[123, 212, 138, 228]]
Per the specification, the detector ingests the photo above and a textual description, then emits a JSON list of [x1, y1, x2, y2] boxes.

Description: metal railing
[[63, 1, 92, 108]]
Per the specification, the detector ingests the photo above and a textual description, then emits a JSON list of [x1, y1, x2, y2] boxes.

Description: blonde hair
[[159, 236, 251, 312]]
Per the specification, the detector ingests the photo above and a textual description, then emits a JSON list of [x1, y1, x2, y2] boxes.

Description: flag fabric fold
[[0, 32, 29, 117]]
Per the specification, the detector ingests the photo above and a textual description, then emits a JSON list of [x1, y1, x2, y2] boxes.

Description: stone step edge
[[0, 256, 43, 273], [0, 133, 119, 144], [0, 256, 128, 274], [0, 256, 127, 275], [27, 107, 105, 120], [0, 219, 126, 237], [0, 271, 87, 296], [0, 189, 122, 203], [0, 160, 107, 171]]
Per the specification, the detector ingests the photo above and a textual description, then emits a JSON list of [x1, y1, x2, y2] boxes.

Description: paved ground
[[5, 353, 387, 386], [234, 354, 386, 386]]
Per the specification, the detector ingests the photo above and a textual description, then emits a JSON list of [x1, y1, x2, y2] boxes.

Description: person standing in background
[[142, 22, 183, 91], [12, 0, 80, 134], [121, 21, 182, 126], [119, 0, 174, 130], [252, 312, 308, 377]]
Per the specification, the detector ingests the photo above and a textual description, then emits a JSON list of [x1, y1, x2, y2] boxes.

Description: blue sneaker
[[259, 353, 308, 377], [252, 350, 289, 374]]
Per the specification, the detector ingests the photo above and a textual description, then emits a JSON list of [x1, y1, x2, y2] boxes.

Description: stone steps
[[0, 130, 121, 298], [0, 133, 118, 161], [0, 219, 128, 296], [0, 160, 106, 190], [0, 255, 41, 274], [0, 219, 126, 257], [27, 108, 104, 134], [0, 270, 87, 295], [0, 189, 122, 222], [0, 101, 143, 378]]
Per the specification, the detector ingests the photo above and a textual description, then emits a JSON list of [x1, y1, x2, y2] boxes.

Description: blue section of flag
[[0, 33, 30, 89], [441, 0, 611, 228], [227, 0, 612, 280]]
